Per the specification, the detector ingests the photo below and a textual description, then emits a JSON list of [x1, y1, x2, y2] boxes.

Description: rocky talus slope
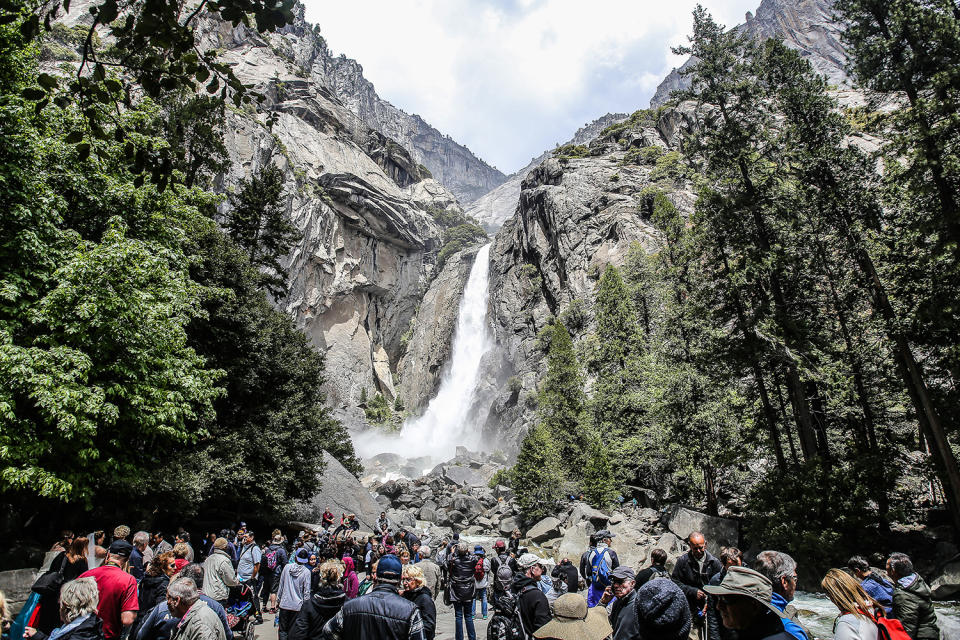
[[651, 0, 847, 107]]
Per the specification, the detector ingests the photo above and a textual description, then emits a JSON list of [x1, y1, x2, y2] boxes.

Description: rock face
[[465, 113, 628, 232], [663, 505, 739, 556], [295, 451, 382, 532], [480, 104, 698, 451], [651, 0, 848, 107]]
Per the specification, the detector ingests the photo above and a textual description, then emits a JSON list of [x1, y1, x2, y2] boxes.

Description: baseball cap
[[474, 545, 485, 555], [595, 530, 616, 539], [377, 554, 403, 579], [494, 539, 506, 550], [295, 549, 311, 564], [611, 566, 636, 581], [517, 553, 543, 569], [703, 566, 789, 619], [108, 540, 133, 557]]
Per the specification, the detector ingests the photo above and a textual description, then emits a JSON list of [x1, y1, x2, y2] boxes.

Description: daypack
[[870, 609, 912, 640], [264, 547, 280, 571], [495, 562, 514, 594], [489, 585, 534, 640], [475, 557, 487, 581], [590, 548, 611, 587], [648, 565, 670, 581]]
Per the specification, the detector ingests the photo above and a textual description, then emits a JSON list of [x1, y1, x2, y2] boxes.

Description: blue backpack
[[590, 548, 611, 587]]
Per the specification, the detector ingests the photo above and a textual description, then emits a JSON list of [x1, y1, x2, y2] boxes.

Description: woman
[[62, 538, 89, 583], [288, 561, 346, 640], [357, 560, 377, 597], [822, 568, 880, 640], [137, 551, 176, 612], [171, 544, 190, 574], [508, 530, 521, 556], [399, 551, 411, 566], [402, 565, 436, 640], [307, 555, 321, 594], [24, 578, 104, 640], [342, 557, 359, 600], [34, 538, 91, 634]]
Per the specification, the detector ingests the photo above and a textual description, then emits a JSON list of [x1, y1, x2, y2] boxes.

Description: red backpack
[[868, 609, 912, 640], [474, 557, 486, 580]]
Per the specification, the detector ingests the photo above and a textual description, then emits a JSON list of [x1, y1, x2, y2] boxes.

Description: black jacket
[[34, 615, 105, 640], [636, 563, 669, 587], [321, 584, 423, 640], [552, 562, 579, 595], [513, 576, 550, 636], [706, 570, 738, 640], [672, 551, 722, 611], [402, 586, 436, 640], [289, 586, 346, 640], [139, 575, 171, 611], [609, 588, 640, 640], [447, 552, 478, 603], [736, 611, 793, 640]]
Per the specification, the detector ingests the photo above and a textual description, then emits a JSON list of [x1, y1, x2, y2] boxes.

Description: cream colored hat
[[533, 593, 612, 640]]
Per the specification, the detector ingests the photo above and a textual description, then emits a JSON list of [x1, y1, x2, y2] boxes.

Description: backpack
[[590, 548, 611, 588], [870, 609, 912, 640], [475, 557, 487, 581], [489, 585, 534, 640], [648, 565, 670, 581], [265, 547, 280, 571], [495, 562, 514, 594]]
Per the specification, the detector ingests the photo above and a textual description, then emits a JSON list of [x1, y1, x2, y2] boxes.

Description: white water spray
[[354, 243, 494, 467]]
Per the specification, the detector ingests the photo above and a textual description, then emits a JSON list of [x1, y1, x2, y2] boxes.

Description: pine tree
[[582, 435, 618, 508], [512, 424, 565, 521], [538, 321, 588, 471]]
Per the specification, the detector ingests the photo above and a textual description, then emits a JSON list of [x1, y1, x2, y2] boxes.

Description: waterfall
[[354, 243, 494, 467]]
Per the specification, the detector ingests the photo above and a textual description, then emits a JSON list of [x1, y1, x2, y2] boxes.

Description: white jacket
[[834, 613, 879, 640]]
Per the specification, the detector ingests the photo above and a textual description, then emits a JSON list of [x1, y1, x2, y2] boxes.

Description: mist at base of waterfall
[[352, 243, 494, 475]]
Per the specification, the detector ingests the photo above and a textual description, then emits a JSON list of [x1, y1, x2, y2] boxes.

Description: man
[[79, 540, 139, 640], [887, 552, 940, 640], [847, 555, 893, 615], [707, 548, 742, 640], [322, 507, 335, 531], [203, 538, 239, 607], [752, 551, 808, 640], [672, 532, 722, 639], [236, 530, 263, 624], [154, 532, 173, 556], [377, 512, 392, 536], [131, 532, 150, 581], [553, 558, 579, 595], [263, 534, 289, 612], [514, 553, 552, 635], [599, 566, 641, 640], [137, 564, 233, 640], [585, 530, 620, 607], [321, 554, 424, 640], [579, 534, 597, 591], [489, 540, 516, 578], [167, 577, 226, 640], [447, 542, 478, 640], [636, 548, 670, 587], [413, 546, 441, 601], [704, 566, 793, 640]]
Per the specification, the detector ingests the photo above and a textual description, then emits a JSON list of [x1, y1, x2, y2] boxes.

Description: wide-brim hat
[[533, 594, 612, 640], [703, 566, 789, 619]]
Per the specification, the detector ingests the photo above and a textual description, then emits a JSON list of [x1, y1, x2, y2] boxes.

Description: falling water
[[353, 243, 494, 467]]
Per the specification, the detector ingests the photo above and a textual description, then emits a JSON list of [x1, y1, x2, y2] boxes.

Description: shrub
[[364, 393, 392, 424], [512, 424, 565, 521], [553, 144, 590, 159], [436, 222, 487, 271], [488, 467, 513, 488], [650, 150, 687, 183]]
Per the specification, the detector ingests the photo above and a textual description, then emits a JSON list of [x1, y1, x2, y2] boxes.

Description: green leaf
[[195, 66, 210, 82], [206, 77, 219, 94], [0, 13, 19, 25], [38, 73, 58, 89]]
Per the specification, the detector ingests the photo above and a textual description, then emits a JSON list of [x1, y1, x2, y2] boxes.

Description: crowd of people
[[0, 517, 944, 640]]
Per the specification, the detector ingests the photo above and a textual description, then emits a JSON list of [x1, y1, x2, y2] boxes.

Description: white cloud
[[302, 0, 759, 173]]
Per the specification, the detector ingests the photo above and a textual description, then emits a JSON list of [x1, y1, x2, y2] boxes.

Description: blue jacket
[[861, 574, 894, 615], [770, 593, 808, 640]]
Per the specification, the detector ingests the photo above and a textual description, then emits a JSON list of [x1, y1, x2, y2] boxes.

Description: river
[[793, 592, 960, 639]]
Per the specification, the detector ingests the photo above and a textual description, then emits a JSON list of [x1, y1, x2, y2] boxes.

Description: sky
[[302, 0, 761, 174]]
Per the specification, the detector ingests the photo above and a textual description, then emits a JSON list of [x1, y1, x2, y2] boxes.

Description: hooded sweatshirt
[[342, 556, 359, 600], [276, 562, 311, 612], [893, 574, 940, 640]]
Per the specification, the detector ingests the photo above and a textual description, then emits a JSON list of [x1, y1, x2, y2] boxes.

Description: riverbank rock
[[930, 557, 960, 599], [293, 451, 382, 532], [664, 505, 739, 555], [528, 517, 563, 543], [0, 568, 37, 614]]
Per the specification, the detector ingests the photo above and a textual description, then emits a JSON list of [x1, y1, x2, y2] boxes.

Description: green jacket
[[171, 600, 226, 640], [892, 574, 940, 640]]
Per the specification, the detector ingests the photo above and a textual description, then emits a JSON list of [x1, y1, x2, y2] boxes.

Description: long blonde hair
[[821, 568, 880, 619]]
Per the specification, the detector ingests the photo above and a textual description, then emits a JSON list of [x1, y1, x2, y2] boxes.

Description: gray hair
[[419, 545, 432, 558], [133, 531, 150, 549], [457, 542, 469, 556], [59, 578, 99, 622], [753, 550, 797, 583], [167, 577, 199, 606], [178, 563, 204, 589]]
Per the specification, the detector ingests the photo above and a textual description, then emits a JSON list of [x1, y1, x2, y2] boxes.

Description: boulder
[[558, 521, 594, 561], [377, 479, 409, 499], [664, 506, 739, 555], [395, 493, 421, 508], [493, 485, 514, 501], [499, 516, 520, 536], [528, 517, 563, 543], [293, 451, 382, 532], [387, 508, 416, 529], [418, 506, 438, 522], [566, 502, 609, 529], [930, 558, 960, 599], [443, 465, 485, 487], [451, 494, 484, 520], [440, 510, 467, 527], [0, 568, 37, 613]]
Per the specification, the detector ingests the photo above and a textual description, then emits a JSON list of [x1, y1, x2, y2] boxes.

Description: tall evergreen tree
[[511, 424, 565, 521], [538, 321, 588, 471]]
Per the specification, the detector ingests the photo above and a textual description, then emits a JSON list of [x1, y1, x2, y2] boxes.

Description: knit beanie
[[213, 537, 228, 550], [634, 579, 692, 640]]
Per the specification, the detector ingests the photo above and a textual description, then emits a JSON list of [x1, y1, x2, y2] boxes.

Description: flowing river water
[[792, 592, 960, 639]]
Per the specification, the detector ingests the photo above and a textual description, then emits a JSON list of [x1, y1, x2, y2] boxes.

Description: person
[[704, 566, 793, 640], [402, 565, 436, 640], [531, 593, 611, 640], [137, 551, 177, 624], [515, 554, 552, 635], [263, 535, 289, 613], [235, 530, 262, 624], [753, 551, 808, 640], [490, 540, 516, 578], [202, 539, 238, 607], [342, 557, 359, 600], [276, 550, 312, 640], [636, 548, 670, 587], [887, 552, 940, 640], [174, 534, 195, 563], [0, 590, 9, 639], [24, 578, 104, 640], [508, 530, 522, 556], [579, 535, 597, 591], [552, 559, 579, 596], [35, 537, 91, 634], [332, 515, 358, 538], [320, 554, 424, 640], [78, 540, 139, 640], [634, 578, 693, 640], [847, 556, 893, 616], [172, 545, 191, 575], [153, 534, 173, 558], [598, 566, 640, 640], [673, 532, 722, 639], [136, 565, 231, 640], [357, 559, 377, 597], [586, 530, 620, 608], [289, 561, 345, 640], [707, 547, 743, 640], [473, 545, 491, 621], [113, 527, 131, 544], [413, 546, 441, 603], [322, 508, 336, 531], [131, 533, 150, 582], [166, 578, 225, 640], [448, 542, 478, 640], [821, 569, 880, 640], [400, 551, 412, 566]]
